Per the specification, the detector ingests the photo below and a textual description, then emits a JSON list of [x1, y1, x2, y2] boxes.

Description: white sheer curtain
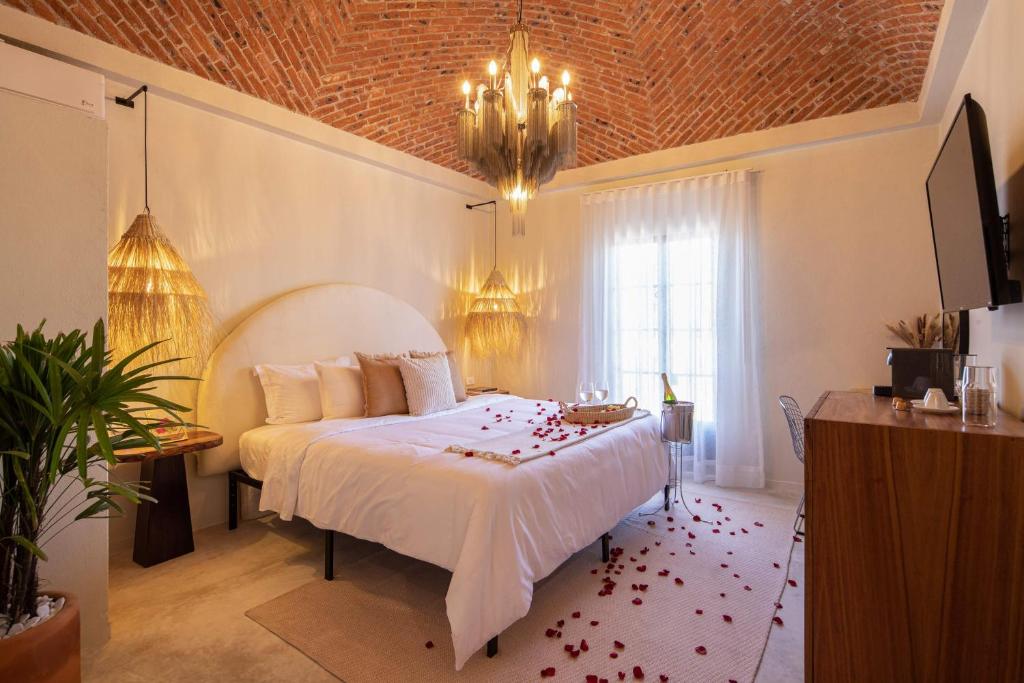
[[580, 170, 765, 488]]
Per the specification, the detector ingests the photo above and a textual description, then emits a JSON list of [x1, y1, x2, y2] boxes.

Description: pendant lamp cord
[[143, 86, 150, 213], [517, 0, 523, 23], [493, 205, 497, 270]]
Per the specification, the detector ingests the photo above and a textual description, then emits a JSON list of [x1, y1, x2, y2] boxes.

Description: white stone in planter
[[7, 622, 24, 637]]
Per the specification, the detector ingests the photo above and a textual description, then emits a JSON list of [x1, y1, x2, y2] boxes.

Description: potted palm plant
[[0, 320, 190, 681]]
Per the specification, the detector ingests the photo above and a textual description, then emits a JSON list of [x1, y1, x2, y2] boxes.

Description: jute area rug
[[247, 493, 797, 682]]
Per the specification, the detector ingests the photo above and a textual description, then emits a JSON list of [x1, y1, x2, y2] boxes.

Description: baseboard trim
[[766, 479, 804, 497]]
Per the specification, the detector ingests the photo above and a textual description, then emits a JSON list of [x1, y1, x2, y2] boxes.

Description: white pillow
[[315, 362, 365, 419], [398, 354, 456, 416], [254, 358, 350, 424]]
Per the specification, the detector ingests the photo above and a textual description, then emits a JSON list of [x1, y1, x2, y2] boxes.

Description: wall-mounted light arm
[[115, 84, 150, 213], [466, 200, 499, 270]]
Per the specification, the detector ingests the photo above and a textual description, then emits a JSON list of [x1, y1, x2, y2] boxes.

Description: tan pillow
[[355, 352, 409, 417], [399, 355, 456, 416], [410, 350, 467, 402]]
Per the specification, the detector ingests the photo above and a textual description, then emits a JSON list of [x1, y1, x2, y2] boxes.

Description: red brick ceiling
[[4, 0, 944, 174]]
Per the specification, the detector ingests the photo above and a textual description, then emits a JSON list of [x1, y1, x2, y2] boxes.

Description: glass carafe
[[961, 365, 997, 427]]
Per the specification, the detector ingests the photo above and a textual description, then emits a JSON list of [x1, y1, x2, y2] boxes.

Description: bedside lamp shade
[[108, 212, 213, 375], [465, 268, 525, 356]]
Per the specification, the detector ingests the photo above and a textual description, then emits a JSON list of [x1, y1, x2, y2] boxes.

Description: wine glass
[[594, 381, 609, 404], [578, 381, 595, 405]]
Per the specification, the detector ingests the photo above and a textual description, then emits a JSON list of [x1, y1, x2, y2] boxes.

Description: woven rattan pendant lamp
[[107, 85, 213, 376], [465, 201, 526, 356]]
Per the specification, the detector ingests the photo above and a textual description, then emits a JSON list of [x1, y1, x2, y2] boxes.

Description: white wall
[[493, 125, 941, 488], [935, 0, 1024, 414], [0, 89, 110, 651], [105, 82, 492, 546]]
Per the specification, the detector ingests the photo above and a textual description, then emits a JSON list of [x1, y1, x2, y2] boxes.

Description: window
[[610, 234, 716, 448]]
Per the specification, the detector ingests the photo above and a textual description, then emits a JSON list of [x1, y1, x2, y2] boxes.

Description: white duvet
[[241, 395, 667, 670]]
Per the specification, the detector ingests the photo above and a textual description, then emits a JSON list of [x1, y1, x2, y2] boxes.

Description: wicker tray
[[560, 396, 638, 424]]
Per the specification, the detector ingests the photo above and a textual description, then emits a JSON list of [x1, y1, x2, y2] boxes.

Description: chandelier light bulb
[[531, 58, 541, 73], [538, 75, 549, 91], [553, 87, 565, 103], [488, 60, 498, 76], [561, 70, 570, 86], [462, 80, 471, 95]]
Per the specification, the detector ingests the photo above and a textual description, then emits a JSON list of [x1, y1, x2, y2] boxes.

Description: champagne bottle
[[661, 372, 677, 403]]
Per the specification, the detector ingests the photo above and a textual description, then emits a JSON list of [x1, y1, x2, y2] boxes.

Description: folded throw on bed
[[446, 407, 651, 465]]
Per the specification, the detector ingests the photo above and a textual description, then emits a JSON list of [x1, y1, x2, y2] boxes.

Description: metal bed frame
[[228, 468, 666, 658]]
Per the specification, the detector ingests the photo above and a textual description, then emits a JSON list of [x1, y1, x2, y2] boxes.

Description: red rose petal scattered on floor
[[775, 602, 784, 609], [722, 614, 733, 623], [695, 609, 703, 615], [744, 585, 752, 591], [512, 449, 521, 455], [741, 528, 748, 534], [564, 644, 575, 653], [687, 532, 696, 540], [720, 563, 729, 568], [692, 515, 702, 522], [618, 673, 626, 681], [632, 598, 643, 605], [581, 639, 589, 652], [695, 498, 702, 503], [695, 645, 708, 655], [636, 565, 647, 572], [658, 569, 669, 577], [732, 573, 740, 579], [570, 649, 581, 659], [545, 628, 557, 638], [712, 529, 721, 534], [788, 579, 798, 587], [541, 666, 556, 677], [587, 676, 599, 683], [633, 665, 645, 679], [591, 569, 598, 574], [675, 577, 684, 585], [655, 541, 661, 546], [647, 521, 656, 527], [773, 562, 781, 569], [591, 620, 600, 626], [614, 640, 625, 649], [610, 652, 619, 659], [754, 521, 764, 527], [557, 619, 565, 627], [719, 592, 726, 598], [481, 426, 489, 430], [773, 616, 785, 626], [425, 641, 434, 648], [572, 611, 581, 619], [660, 676, 669, 682]]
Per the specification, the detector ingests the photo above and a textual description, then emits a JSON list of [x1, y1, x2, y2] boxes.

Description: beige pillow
[[399, 355, 456, 416], [355, 352, 409, 417], [410, 350, 467, 402], [315, 362, 365, 419]]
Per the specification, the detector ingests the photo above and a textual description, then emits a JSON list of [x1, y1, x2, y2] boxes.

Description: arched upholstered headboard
[[196, 283, 446, 476]]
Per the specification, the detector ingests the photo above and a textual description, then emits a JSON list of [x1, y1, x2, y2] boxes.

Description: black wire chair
[[778, 395, 806, 535]]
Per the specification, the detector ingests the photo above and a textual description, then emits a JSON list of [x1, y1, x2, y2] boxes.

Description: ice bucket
[[661, 401, 694, 444]]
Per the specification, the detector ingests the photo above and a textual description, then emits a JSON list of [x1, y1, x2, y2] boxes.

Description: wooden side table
[[466, 386, 510, 397], [115, 430, 223, 568]]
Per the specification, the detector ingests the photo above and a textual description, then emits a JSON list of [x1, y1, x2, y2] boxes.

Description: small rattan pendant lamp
[[465, 202, 526, 355], [107, 86, 213, 376]]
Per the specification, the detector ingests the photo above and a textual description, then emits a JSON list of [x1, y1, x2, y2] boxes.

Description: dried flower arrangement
[[886, 313, 960, 349]]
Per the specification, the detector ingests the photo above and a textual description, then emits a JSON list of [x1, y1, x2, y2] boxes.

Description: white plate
[[909, 400, 959, 415]]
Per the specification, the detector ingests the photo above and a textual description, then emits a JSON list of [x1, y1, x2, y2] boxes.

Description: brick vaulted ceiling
[[4, 1, 944, 175]]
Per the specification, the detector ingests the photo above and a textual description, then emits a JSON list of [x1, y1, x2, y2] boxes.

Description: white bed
[[197, 284, 667, 669]]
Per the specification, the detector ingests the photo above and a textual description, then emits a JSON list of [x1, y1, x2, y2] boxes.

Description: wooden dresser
[[805, 391, 1024, 682]]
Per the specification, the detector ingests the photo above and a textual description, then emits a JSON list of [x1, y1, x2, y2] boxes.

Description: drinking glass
[[578, 381, 594, 405], [953, 354, 978, 398], [594, 381, 609, 404], [962, 365, 997, 427]]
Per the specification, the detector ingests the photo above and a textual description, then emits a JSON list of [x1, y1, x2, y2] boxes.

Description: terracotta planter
[[0, 591, 81, 683]]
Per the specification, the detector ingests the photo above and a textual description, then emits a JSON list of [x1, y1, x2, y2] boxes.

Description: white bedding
[[240, 395, 667, 669]]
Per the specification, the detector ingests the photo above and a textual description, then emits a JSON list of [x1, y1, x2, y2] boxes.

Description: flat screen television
[[926, 94, 1020, 311]]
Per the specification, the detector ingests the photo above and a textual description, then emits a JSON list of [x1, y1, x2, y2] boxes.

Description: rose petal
[[581, 639, 589, 652], [660, 676, 669, 682], [425, 640, 434, 649], [541, 666, 556, 677], [773, 616, 785, 626], [588, 676, 599, 683], [675, 577, 684, 585], [633, 665, 645, 679], [557, 619, 565, 627], [618, 673, 626, 681], [614, 640, 625, 650], [722, 614, 733, 623], [692, 515, 702, 522], [591, 620, 600, 626], [632, 598, 643, 605], [788, 579, 798, 587], [610, 652, 619, 659], [572, 611, 581, 619], [695, 645, 707, 655], [773, 562, 781, 569]]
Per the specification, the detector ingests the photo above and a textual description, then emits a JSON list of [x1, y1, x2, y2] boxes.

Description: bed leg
[[324, 530, 335, 581], [228, 471, 238, 531], [487, 635, 498, 657], [664, 484, 671, 511], [601, 532, 610, 563]]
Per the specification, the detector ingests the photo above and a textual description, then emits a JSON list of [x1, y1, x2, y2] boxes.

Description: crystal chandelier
[[456, 0, 578, 236]]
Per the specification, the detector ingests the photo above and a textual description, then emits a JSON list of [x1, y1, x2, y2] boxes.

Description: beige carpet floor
[[247, 494, 798, 682]]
